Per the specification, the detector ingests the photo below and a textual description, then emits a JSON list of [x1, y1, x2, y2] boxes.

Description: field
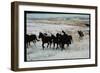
[[25, 18, 90, 61]]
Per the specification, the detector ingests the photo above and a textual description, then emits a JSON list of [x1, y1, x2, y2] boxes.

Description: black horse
[[25, 34, 39, 47], [77, 30, 84, 39], [51, 31, 72, 50], [38, 32, 52, 49], [60, 31, 73, 50], [51, 33, 61, 49]]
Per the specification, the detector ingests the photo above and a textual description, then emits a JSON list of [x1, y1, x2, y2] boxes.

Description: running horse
[[38, 32, 52, 50], [25, 34, 39, 47]]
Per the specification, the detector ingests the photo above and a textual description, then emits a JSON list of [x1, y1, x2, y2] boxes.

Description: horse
[[60, 31, 73, 50], [51, 33, 61, 49], [77, 30, 84, 39], [51, 31, 72, 50], [25, 34, 39, 47], [38, 32, 52, 49]]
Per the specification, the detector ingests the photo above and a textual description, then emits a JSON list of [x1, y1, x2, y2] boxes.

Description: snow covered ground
[[26, 23, 90, 61]]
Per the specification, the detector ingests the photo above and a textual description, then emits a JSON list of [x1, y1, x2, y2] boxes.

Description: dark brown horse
[[60, 31, 73, 50], [77, 30, 84, 39], [51, 31, 73, 50], [38, 32, 52, 49], [25, 34, 39, 47], [51, 33, 60, 49]]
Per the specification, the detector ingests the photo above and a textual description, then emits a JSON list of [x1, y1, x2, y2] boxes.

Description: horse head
[[38, 32, 43, 38], [62, 30, 66, 34]]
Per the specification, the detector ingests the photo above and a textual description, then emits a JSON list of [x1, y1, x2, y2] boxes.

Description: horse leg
[[49, 42, 52, 48], [67, 44, 69, 48], [33, 40, 36, 46], [59, 43, 62, 48], [47, 43, 49, 48], [56, 43, 59, 49], [53, 43, 55, 49], [61, 43, 64, 50], [29, 41, 30, 46], [42, 42, 45, 50]]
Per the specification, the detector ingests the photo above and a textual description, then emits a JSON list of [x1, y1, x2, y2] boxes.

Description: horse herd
[[26, 30, 84, 50]]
